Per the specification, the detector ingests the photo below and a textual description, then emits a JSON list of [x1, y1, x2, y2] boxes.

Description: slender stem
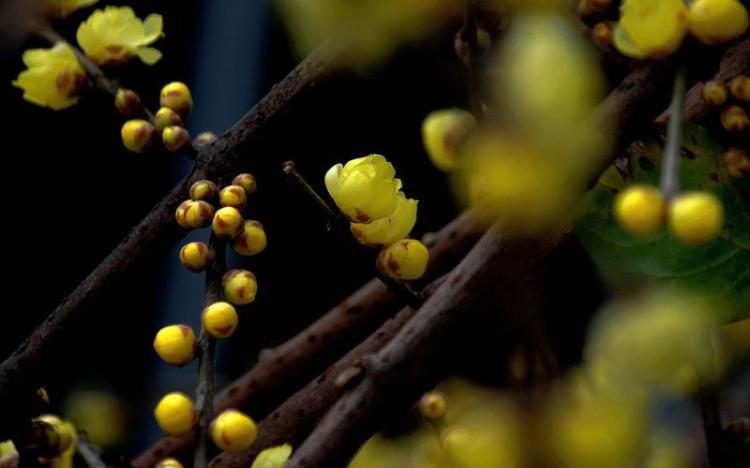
[[194, 234, 226, 468], [76, 434, 107, 468], [459, 1, 483, 118], [282, 161, 423, 307], [659, 66, 687, 199]]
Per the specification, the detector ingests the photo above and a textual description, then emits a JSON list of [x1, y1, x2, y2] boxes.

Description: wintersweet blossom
[[77, 6, 163, 65], [613, 0, 688, 59], [12, 43, 85, 110]]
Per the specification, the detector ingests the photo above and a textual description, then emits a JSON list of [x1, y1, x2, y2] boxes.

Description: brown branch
[[194, 235, 226, 468], [655, 39, 750, 125], [0, 35, 344, 441], [131, 211, 483, 467]]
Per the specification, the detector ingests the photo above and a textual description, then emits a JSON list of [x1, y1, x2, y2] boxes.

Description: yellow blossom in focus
[[12, 43, 85, 110], [614, 0, 688, 59], [325, 155, 403, 223], [251, 443, 293, 468], [351, 193, 418, 247], [77, 6, 163, 65], [44, 0, 98, 18], [688, 0, 749, 45]]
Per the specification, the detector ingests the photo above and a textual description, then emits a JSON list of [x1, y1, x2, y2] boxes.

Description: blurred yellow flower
[[12, 43, 85, 110], [76, 6, 163, 65], [65, 390, 126, 448], [275, 0, 461, 66], [614, 0, 688, 59], [251, 443, 292, 468], [351, 193, 418, 247], [585, 290, 727, 395], [325, 155, 402, 223], [421, 109, 477, 172], [44, 0, 98, 18], [688, 0, 749, 45]]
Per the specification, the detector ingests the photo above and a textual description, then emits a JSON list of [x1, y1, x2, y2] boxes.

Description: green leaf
[[574, 124, 750, 323]]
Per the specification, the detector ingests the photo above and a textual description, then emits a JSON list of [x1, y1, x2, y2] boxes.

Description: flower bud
[[418, 391, 447, 419], [179, 242, 210, 272], [219, 185, 247, 210], [701, 80, 727, 106], [613, 185, 666, 236], [325, 155, 403, 222], [376, 239, 430, 280], [121, 119, 155, 154], [232, 173, 257, 194], [160, 81, 193, 116], [720, 105, 750, 132], [202, 302, 239, 338], [190, 180, 219, 202], [153, 324, 197, 367], [194, 131, 217, 147], [232, 220, 267, 256], [35, 387, 50, 413], [668, 191, 723, 245], [223, 269, 258, 306], [212, 207, 244, 239], [210, 410, 257, 452], [591, 21, 614, 48], [156, 459, 183, 468], [351, 193, 417, 247], [114, 88, 142, 117], [688, 0, 749, 45], [252, 444, 292, 468], [175, 200, 215, 229], [162, 126, 191, 153], [422, 109, 477, 172], [723, 147, 750, 177], [155, 107, 184, 133], [29, 414, 73, 458], [728, 75, 750, 102], [154, 392, 197, 436]]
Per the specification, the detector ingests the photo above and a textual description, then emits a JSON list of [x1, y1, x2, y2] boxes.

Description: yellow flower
[[351, 192, 418, 247], [12, 43, 85, 110], [76, 6, 163, 65], [251, 443, 292, 468], [688, 0, 749, 45], [154, 392, 197, 436], [376, 238, 429, 280], [44, 0, 98, 18], [325, 155, 403, 223], [210, 410, 258, 452], [613, 0, 688, 59]]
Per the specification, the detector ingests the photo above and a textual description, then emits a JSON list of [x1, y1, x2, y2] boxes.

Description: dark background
[[0, 0, 609, 457]]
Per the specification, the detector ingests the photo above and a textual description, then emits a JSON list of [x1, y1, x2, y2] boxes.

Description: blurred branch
[[701, 391, 727, 468], [456, 1, 483, 117], [194, 235, 226, 468], [655, 39, 750, 125], [282, 160, 422, 307], [76, 434, 107, 468], [660, 66, 687, 200], [0, 34, 344, 441], [131, 211, 483, 468]]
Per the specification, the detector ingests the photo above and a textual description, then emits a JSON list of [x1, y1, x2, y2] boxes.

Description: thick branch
[[131, 211, 482, 467], [0, 36, 343, 440], [655, 39, 750, 125]]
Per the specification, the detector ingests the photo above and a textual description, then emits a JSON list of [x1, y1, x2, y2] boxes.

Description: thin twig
[[76, 434, 107, 468], [660, 66, 687, 200], [194, 234, 226, 468], [281, 160, 423, 307], [132, 212, 483, 467], [457, 1, 483, 118]]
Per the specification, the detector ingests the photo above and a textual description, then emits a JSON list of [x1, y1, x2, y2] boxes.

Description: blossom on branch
[[12, 42, 85, 110]]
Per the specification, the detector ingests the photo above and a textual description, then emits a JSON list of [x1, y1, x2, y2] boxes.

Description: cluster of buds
[[152, 173, 265, 453], [702, 76, 750, 133], [118, 81, 197, 154], [614, 185, 724, 246], [324, 155, 430, 280]]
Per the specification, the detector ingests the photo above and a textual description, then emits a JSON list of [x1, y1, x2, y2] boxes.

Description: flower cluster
[[700, 75, 750, 134], [13, 5, 164, 110], [612, 0, 748, 59], [325, 155, 429, 280], [120, 81, 194, 154], [152, 172, 265, 457], [614, 185, 724, 246]]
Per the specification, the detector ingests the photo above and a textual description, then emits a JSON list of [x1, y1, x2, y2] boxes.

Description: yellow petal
[[137, 47, 163, 65], [352, 193, 418, 246]]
